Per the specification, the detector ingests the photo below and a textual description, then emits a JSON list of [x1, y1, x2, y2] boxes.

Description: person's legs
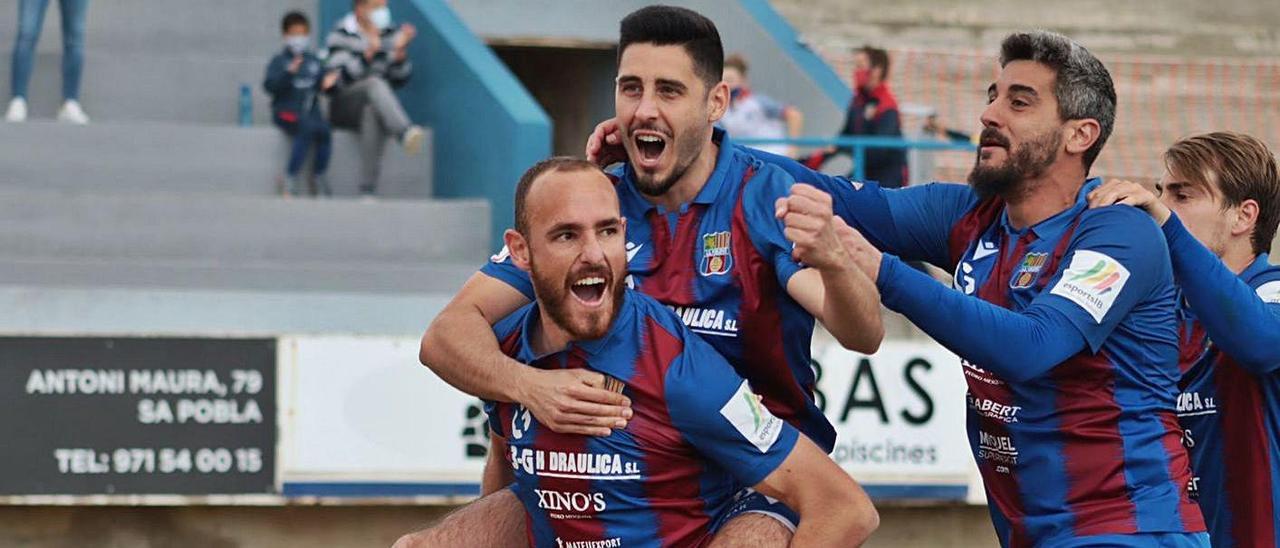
[[356, 103, 387, 195], [359, 76, 411, 137], [10, 0, 50, 100], [57, 0, 87, 102], [273, 114, 305, 195], [304, 114, 333, 196], [329, 81, 389, 195], [707, 490, 795, 548], [393, 487, 528, 548]]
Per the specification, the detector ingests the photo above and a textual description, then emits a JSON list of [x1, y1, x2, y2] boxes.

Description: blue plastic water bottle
[[238, 84, 252, 126]]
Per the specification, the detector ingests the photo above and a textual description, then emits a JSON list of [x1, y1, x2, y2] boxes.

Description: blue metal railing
[[735, 136, 976, 181]]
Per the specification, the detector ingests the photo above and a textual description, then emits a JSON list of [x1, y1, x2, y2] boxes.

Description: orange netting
[[821, 48, 1280, 184]]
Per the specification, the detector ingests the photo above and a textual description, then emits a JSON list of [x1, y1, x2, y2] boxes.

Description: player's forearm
[[818, 262, 884, 353], [790, 484, 878, 546], [1164, 215, 1280, 372], [420, 305, 529, 403], [877, 254, 1084, 382]]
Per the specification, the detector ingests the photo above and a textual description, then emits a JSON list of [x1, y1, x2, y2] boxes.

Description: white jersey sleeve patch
[[719, 380, 784, 453], [1049, 249, 1132, 324], [1256, 280, 1280, 304]]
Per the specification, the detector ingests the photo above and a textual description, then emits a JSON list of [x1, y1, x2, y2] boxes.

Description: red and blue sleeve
[[740, 164, 806, 287], [663, 332, 800, 488], [1163, 214, 1280, 373], [1035, 206, 1172, 352], [876, 206, 1169, 381], [740, 146, 979, 269], [876, 254, 1087, 382]]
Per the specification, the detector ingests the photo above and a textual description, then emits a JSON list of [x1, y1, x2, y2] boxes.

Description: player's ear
[[1233, 198, 1260, 239], [707, 80, 729, 123], [1064, 118, 1101, 159], [505, 228, 532, 272]]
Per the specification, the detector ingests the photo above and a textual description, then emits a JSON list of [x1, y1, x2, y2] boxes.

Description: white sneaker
[[57, 100, 90, 124], [401, 125, 425, 155], [5, 97, 26, 122]]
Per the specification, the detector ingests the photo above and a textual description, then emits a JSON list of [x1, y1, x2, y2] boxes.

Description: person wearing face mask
[[717, 53, 803, 158], [806, 45, 908, 189], [263, 11, 338, 197], [325, 0, 426, 198]]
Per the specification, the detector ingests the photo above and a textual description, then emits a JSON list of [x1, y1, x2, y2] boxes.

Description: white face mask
[[284, 36, 310, 54], [369, 6, 392, 29]]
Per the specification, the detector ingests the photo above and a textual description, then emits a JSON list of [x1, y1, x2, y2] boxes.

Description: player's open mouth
[[632, 131, 668, 169], [570, 275, 608, 307]]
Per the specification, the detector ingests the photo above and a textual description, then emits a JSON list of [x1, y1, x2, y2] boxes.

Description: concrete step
[[0, 120, 433, 198], [0, 0, 316, 60], [0, 255, 479, 295], [0, 188, 489, 266], [0, 283, 454, 337]]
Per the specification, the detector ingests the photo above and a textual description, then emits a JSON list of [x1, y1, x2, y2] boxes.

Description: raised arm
[[421, 271, 630, 436], [778, 184, 883, 353]]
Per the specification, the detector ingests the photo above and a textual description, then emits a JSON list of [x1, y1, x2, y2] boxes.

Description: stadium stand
[[0, 0, 485, 336]]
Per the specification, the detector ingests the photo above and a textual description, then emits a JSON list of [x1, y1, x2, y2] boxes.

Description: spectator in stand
[[719, 53, 803, 157], [808, 45, 907, 187], [325, 0, 425, 198], [264, 11, 338, 198], [5, 0, 91, 124]]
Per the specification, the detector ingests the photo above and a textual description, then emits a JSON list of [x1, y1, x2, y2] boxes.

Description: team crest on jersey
[[699, 231, 733, 276], [1009, 252, 1049, 289]]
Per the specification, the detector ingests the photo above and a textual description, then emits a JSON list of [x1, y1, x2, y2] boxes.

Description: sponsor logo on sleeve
[[1256, 280, 1280, 304], [1049, 249, 1131, 323], [720, 380, 783, 453]]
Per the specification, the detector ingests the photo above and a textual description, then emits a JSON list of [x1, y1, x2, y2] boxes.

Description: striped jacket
[[324, 13, 412, 89]]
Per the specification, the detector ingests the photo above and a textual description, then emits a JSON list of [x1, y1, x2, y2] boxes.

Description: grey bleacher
[[0, 0, 483, 337]]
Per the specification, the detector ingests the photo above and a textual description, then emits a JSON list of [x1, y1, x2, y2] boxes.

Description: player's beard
[[630, 122, 705, 198], [968, 126, 1062, 200], [528, 255, 626, 342]]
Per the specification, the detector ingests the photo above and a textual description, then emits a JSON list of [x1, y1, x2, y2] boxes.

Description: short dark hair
[[858, 46, 890, 80], [513, 157, 606, 235], [1000, 31, 1116, 172], [618, 5, 724, 89], [1165, 132, 1280, 255], [281, 11, 309, 34]]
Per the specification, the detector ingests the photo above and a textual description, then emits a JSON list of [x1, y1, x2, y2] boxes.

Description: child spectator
[[263, 11, 337, 197]]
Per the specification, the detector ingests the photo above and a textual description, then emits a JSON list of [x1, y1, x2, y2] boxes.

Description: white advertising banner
[[810, 340, 977, 496], [278, 336, 488, 492], [279, 336, 981, 501]]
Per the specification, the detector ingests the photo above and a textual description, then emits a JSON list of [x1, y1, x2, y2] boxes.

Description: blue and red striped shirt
[[1166, 213, 1280, 548], [484, 129, 835, 451], [748, 147, 1206, 546], [489, 290, 799, 548]]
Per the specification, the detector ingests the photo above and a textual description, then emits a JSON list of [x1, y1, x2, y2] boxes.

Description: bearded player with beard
[[398, 158, 877, 547], [785, 32, 1209, 547], [591, 29, 1208, 548]]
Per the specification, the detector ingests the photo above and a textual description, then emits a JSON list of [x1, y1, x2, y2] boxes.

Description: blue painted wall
[[319, 0, 552, 251]]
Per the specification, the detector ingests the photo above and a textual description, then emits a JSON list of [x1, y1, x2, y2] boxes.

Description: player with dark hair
[[416, 5, 884, 546]]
